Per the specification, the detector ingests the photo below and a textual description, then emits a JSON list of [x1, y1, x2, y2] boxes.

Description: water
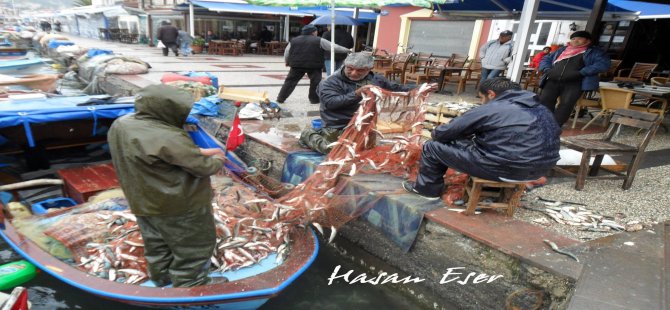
[[0, 237, 426, 310]]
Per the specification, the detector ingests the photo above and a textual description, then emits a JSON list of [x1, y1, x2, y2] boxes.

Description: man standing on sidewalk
[[276, 24, 350, 105], [157, 21, 179, 57], [479, 30, 514, 85]]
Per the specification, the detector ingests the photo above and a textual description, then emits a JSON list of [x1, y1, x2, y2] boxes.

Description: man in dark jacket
[[276, 24, 350, 104], [157, 21, 179, 57], [403, 78, 561, 200], [299, 53, 437, 154], [539, 31, 610, 126], [322, 25, 354, 76], [108, 85, 226, 287]]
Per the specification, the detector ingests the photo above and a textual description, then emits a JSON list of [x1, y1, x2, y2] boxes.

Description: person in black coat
[[322, 25, 354, 76], [276, 24, 350, 104], [403, 78, 561, 200], [157, 21, 179, 56]]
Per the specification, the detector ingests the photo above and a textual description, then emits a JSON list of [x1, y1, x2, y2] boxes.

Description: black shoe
[[310, 101, 320, 105], [402, 181, 441, 201], [276, 99, 285, 104]]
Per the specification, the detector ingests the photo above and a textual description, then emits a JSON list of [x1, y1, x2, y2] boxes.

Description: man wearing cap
[[108, 85, 227, 287], [539, 30, 610, 126], [298, 53, 437, 154], [277, 24, 351, 105], [479, 30, 515, 85]]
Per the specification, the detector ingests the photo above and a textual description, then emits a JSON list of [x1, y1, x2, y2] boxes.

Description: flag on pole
[[226, 114, 245, 151]]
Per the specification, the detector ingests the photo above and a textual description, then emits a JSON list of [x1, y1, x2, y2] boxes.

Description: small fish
[[543, 240, 579, 262], [312, 223, 324, 236], [328, 226, 337, 244]]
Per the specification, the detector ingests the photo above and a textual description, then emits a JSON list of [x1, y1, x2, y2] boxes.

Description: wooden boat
[[0, 74, 59, 92], [0, 123, 318, 310], [0, 47, 28, 58], [0, 59, 50, 75]]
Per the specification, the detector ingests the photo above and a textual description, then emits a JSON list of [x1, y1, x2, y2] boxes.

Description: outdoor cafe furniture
[[463, 177, 526, 216], [613, 62, 658, 83], [271, 42, 287, 56], [403, 56, 449, 86], [600, 59, 622, 81], [372, 53, 412, 82], [404, 52, 432, 80], [437, 54, 469, 92], [571, 91, 602, 129], [651, 77, 670, 86], [555, 109, 660, 190]]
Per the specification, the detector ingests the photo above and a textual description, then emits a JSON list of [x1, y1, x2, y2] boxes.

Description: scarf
[[553, 43, 588, 64]]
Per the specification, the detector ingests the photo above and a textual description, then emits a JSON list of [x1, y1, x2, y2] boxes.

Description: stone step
[[568, 223, 666, 310]]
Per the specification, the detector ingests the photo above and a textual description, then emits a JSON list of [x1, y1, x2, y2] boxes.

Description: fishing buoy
[[0, 260, 37, 290]]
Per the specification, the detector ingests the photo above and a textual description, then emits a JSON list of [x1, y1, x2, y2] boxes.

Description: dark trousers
[[135, 205, 216, 287], [539, 80, 583, 126], [162, 42, 179, 56], [277, 67, 322, 103], [415, 140, 502, 197]]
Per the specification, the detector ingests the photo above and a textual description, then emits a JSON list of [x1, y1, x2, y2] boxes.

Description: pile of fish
[[528, 199, 629, 232]]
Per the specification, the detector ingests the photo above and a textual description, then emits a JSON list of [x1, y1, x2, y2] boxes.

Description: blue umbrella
[[310, 14, 361, 26]]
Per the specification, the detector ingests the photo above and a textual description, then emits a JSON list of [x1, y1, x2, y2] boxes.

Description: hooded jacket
[[432, 89, 561, 178], [318, 67, 413, 129], [108, 85, 223, 216]]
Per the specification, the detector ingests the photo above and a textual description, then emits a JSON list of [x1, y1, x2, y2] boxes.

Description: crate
[[31, 197, 77, 215], [57, 163, 120, 203], [420, 101, 478, 139]]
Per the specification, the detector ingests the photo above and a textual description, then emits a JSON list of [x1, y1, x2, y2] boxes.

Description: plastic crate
[[31, 197, 77, 215]]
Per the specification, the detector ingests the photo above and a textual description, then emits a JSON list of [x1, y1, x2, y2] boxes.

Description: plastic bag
[[156, 40, 165, 48]]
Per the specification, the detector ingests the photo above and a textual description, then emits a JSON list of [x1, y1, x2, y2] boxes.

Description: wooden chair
[[441, 59, 472, 94], [651, 77, 670, 86], [439, 54, 469, 93], [571, 91, 601, 129], [464, 177, 526, 216], [582, 87, 634, 130], [521, 69, 541, 93], [403, 57, 450, 86], [555, 109, 660, 190], [404, 52, 432, 83], [613, 62, 658, 83], [600, 59, 622, 81], [459, 60, 482, 94], [373, 53, 412, 82], [272, 42, 287, 56]]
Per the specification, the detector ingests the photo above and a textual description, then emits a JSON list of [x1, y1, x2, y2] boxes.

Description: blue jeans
[[180, 42, 192, 56], [480, 68, 503, 86], [325, 60, 343, 76]]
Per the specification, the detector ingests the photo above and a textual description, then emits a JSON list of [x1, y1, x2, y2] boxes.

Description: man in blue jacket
[[403, 78, 561, 200], [539, 31, 610, 126]]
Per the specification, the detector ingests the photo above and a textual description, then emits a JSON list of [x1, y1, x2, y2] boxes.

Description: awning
[[609, 0, 670, 19], [434, 0, 638, 20], [56, 5, 128, 18], [188, 0, 311, 16], [300, 7, 378, 23]]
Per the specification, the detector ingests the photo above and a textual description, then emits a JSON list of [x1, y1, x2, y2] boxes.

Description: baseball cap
[[500, 30, 513, 37], [302, 24, 318, 35], [570, 31, 592, 40]]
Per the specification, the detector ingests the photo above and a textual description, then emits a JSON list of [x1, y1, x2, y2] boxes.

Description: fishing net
[[12, 84, 470, 285]]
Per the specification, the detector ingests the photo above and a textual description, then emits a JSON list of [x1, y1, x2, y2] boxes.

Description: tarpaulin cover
[[0, 95, 134, 147], [47, 40, 74, 49]]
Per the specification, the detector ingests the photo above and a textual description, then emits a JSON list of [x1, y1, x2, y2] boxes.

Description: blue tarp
[[0, 95, 135, 147], [609, 0, 670, 19]]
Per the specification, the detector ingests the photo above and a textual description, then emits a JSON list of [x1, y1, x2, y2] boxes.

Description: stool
[[463, 177, 526, 216]]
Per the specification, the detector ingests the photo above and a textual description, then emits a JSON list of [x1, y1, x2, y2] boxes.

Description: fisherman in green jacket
[[108, 84, 226, 287]]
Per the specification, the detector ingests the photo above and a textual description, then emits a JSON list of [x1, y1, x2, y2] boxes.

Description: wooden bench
[[464, 177, 526, 216]]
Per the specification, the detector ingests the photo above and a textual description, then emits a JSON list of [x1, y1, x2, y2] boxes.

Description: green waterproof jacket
[[108, 85, 223, 216]]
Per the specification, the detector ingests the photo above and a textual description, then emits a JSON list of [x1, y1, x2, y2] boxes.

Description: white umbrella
[[245, 0, 447, 74]]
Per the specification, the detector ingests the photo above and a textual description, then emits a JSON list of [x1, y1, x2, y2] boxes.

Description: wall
[[374, 6, 421, 54]]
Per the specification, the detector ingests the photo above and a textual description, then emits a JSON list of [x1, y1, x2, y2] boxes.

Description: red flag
[[226, 114, 245, 151]]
